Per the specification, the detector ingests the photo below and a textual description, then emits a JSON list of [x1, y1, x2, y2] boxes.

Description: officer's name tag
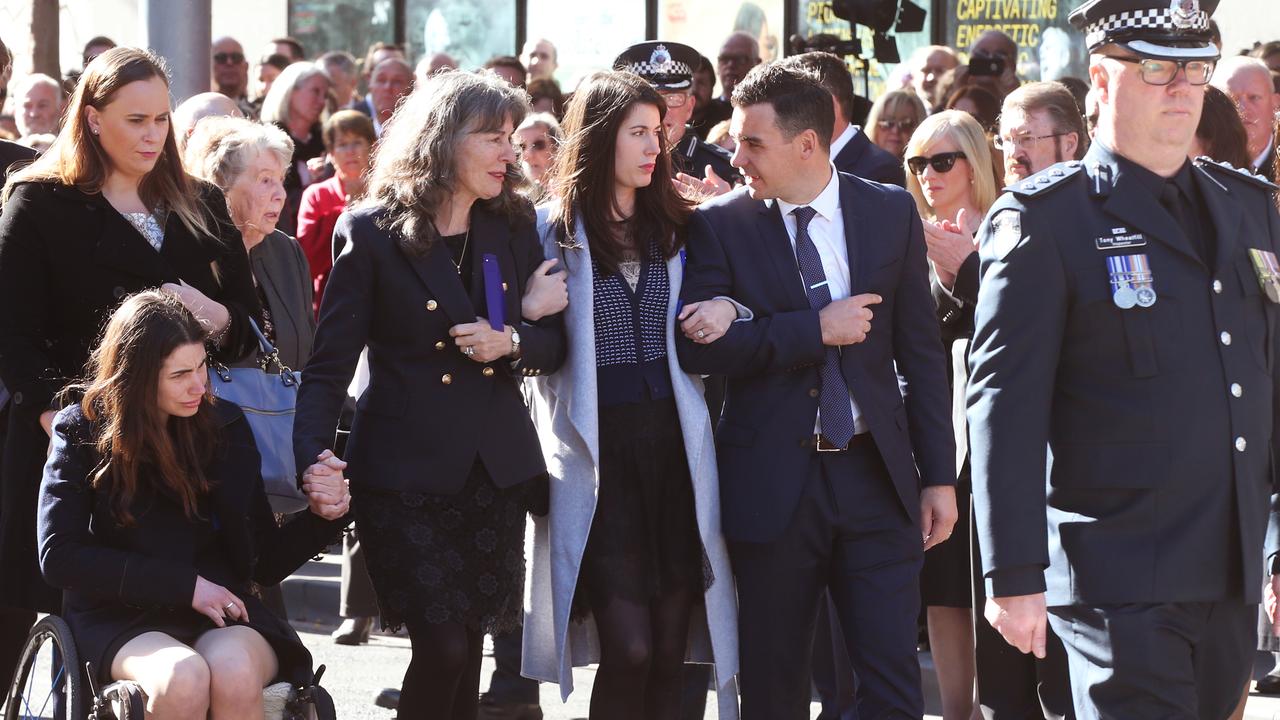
[[1095, 231, 1146, 250]]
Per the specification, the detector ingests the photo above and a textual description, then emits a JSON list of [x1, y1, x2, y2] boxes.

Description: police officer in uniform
[[967, 0, 1280, 717], [615, 41, 738, 194]]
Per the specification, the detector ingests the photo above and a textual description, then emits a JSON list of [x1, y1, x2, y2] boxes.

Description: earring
[[90, 128, 99, 135]]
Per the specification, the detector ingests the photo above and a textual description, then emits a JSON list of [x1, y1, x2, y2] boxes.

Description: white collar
[[774, 163, 841, 223], [829, 124, 858, 159], [1252, 143, 1273, 172]]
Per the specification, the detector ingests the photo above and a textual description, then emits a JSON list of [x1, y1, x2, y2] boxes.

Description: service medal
[[1248, 248, 1280, 304], [1135, 286, 1157, 307], [1113, 286, 1138, 309]]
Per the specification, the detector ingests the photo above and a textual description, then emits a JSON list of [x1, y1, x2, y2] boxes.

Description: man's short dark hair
[[1001, 81, 1089, 161], [696, 54, 716, 82], [271, 37, 306, 62], [780, 52, 854, 126], [485, 55, 527, 80], [731, 62, 835, 150]]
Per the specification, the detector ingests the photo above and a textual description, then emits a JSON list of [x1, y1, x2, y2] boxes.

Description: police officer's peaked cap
[[1068, 0, 1220, 60], [614, 41, 700, 92]]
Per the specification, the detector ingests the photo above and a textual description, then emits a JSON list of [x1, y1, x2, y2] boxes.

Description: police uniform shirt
[[1116, 154, 1214, 263], [773, 163, 867, 435]]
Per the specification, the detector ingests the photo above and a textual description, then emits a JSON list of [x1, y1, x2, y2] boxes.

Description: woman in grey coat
[[520, 72, 740, 719]]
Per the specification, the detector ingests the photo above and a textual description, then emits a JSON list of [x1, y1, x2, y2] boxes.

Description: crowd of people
[[0, 0, 1278, 718]]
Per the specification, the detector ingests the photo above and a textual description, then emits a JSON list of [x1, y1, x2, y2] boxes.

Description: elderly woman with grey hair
[[184, 116, 315, 371], [259, 62, 330, 235]]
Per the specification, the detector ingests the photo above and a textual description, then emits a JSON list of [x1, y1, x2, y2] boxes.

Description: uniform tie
[[1160, 181, 1207, 264], [791, 206, 855, 448]]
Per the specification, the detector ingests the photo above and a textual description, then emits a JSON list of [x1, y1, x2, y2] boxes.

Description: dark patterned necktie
[[791, 206, 855, 448]]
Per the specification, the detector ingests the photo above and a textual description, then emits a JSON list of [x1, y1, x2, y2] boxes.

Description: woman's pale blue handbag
[[209, 318, 306, 513]]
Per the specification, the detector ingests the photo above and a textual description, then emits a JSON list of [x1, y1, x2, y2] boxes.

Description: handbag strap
[[216, 317, 296, 379]]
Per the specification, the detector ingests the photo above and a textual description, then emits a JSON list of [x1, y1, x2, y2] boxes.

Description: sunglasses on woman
[[907, 151, 967, 176]]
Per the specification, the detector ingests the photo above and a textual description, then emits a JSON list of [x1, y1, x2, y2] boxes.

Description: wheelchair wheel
[[4, 616, 84, 720]]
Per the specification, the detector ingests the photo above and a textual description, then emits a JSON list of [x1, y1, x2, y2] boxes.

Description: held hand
[[984, 593, 1048, 658], [192, 575, 249, 628], [521, 259, 568, 321], [678, 299, 737, 344], [39, 410, 55, 438], [303, 450, 350, 520], [922, 217, 977, 280], [450, 320, 514, 363], [1268, 575, 1280, 635], [919, 485, 958, 551], [818, 294, 882, 346], [161, 280, 230, 336]]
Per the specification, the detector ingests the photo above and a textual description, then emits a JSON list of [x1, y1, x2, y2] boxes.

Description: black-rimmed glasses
[[876, 119, 916, 133], [907, 151, 967, 175], [1106, 56, 1216, 86], [213, 52, 246, 66]]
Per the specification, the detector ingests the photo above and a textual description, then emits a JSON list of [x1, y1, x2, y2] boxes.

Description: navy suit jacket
[[676, 172, 955, 543], [834, 128, 906, 188]]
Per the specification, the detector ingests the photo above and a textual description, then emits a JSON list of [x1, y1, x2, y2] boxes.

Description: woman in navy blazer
[[39, 291, 348, 718], [292, 71, 565, 718]]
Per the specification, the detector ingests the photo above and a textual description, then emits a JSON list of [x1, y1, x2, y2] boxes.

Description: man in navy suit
[[676, 63, 956, 719]]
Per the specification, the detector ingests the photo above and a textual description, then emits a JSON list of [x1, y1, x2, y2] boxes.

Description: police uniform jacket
[[673, 128, 737, 186], [292, 203, 567, 495], [966, 141, 1280, 607]]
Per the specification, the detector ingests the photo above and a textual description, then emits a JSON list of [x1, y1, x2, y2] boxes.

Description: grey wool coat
[[521, 208, 740, 718]]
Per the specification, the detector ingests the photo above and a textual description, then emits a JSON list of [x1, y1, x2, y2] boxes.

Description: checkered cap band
[[623, 60, 693, 78], [1085, 6, 1209, 47]]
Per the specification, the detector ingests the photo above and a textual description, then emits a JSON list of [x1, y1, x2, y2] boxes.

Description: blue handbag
[[208, 318, 306, 513]]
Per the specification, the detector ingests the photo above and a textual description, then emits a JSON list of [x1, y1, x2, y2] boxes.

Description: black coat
[[294, 203, 566, 495], [833, 127, 907, 188], [0, 180, 262, 612], [38, 401, 344, 683]]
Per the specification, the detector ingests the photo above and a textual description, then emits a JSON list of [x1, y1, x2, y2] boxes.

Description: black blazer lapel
[[399, 238, 477, 327], [81, 191, 175, 283], [757, 201, 809, 310]]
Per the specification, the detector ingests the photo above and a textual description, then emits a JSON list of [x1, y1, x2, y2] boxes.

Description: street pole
[[141, 0, 211, 105]]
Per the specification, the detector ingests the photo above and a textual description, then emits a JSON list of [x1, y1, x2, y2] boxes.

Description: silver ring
[[224, 602, 235, 611], [696, 330, 706, 339], [463, 346, 475, 356]]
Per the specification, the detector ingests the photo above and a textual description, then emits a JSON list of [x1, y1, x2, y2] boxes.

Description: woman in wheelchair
[[35, 290, 350, 719]]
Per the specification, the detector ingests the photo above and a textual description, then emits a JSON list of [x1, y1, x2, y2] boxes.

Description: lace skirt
[[351, 460, 530, 635], [575, 397, 706, 617]]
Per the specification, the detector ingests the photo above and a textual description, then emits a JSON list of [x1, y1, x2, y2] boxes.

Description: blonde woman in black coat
[[0, 48, 262, 676]]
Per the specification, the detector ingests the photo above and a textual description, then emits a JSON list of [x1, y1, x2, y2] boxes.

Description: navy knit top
[[592, 238, 673, 408]]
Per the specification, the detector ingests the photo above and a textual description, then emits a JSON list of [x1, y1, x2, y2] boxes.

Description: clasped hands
[[301, 449, 350, 521]]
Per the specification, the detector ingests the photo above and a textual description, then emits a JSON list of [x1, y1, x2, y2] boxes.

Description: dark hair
[[1001, 81, 1088, 160], [485, 55, 527, 85], [547, 72, 693, 274], [782, 52, 855, 126], [271, 36, 306, 61], [322, 109, 377, 150], [945, 85, 1001, 132], [527, 78, 564, 118], [361, 42, 405, 78], [363, 70, 533, 255], [731, 62, 835, 150], [1249, 40, 1280, 63], [80, 290, 218, 527], [261, 53, 292, 73], [1055, 76, 1090, 116], [1196, 85, 1252, 170], [82, 36, 116, 56], [696, 54, 716, 82]]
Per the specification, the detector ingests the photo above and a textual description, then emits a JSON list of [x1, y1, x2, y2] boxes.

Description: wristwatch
[[510, 328, 521, 358]]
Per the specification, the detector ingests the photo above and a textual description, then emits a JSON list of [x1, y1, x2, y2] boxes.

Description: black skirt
[[576, 398, 705, 616], [921, 480, 973, 609], [351, 459, 531, 635]]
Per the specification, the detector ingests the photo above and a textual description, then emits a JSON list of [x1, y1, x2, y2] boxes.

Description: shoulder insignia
[[990, 209, 1025, 260], [1193, 156, 1278, 191], [1005, 161, 1084, 200]]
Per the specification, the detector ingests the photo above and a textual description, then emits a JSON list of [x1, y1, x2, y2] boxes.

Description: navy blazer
[[676, 172, 955, 543], [834, 127, 906, 188], [293, 203, 566, 495]]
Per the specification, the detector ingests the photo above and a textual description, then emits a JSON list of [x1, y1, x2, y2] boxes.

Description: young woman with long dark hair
[[521, 71, 740, 719]]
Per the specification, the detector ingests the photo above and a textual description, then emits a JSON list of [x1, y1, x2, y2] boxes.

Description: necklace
[[449, 226, 471, 274]]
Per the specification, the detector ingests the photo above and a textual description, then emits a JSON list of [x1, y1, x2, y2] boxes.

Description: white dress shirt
[[772, 163, 867, 435]]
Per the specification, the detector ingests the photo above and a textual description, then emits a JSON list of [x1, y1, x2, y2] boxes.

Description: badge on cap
[[1106, 254, 1157, 309], [651, 44, 672, 68], [1248, 248, 1280, 303], [991, 210, 1024, 260], [1170, 0, 1199, 29]]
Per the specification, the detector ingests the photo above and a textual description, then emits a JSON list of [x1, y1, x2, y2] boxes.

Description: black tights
[[589, 587, 695, 720], [396, 619, 483, 720], [0, 606, 36, 691]]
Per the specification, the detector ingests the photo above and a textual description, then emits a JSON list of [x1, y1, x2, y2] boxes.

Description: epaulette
[[1193, 156, 1278, 192], [1005, 161, 1085, 199]]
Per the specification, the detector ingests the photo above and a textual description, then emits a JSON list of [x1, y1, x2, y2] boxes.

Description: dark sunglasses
[[876, 119, 916, 133], [907, 151, 966, 175], [213, 52, 246, 65]]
